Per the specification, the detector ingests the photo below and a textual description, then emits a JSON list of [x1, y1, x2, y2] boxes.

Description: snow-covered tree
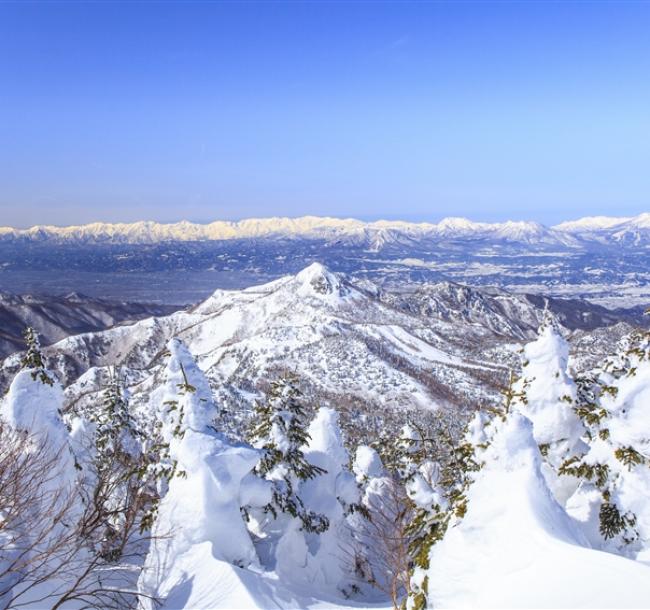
[[511, 319, 586, 502], [246, 373, 328, 534], [274, 407, 361, 594], [80, 369, 159, 561], [375, 418, 481, 610], [563, 322, 650, 557], [20, 326, 54, 386], [139, 339, 265, 607], [425, 409, 650, 609]]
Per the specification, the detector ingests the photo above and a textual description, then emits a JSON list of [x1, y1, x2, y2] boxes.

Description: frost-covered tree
[[246, 373, 328, 534], [563, 321, 650, 557], [511, 319, 586, 503], [139, 339, 265, 607], [274, 407, 361, 595]]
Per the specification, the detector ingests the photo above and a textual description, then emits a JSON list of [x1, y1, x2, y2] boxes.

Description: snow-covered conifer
[[391, 419, 480, 610], [139, 339, 263, 607], [511, 320, 586, 502], [274, 407, 360, 593], [20, 326, 54, 386], [563, 323, 650, 557], [81, 369, 157, 560], [425, 410, 650, 608], [246, 373, 328, 534]]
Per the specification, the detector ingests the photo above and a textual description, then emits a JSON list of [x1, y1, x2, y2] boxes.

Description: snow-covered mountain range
[[3, 213, 650, 308], [1, 264, 642, 445], [3, 263, 650, 610], [1, 213, 649, 247]]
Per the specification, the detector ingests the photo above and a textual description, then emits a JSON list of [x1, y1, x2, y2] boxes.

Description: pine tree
[[93, 371, 141, 470], [20, 327, 54, 386], [247, 373, 328, 533]]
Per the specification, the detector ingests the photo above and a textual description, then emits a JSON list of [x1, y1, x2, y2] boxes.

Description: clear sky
[[1, 1, 649, 228]]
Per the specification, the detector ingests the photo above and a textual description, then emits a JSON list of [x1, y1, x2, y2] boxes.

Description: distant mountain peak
[[553, 216, 632, 232], [294, 262, 349, 298], [0, 213, 648, 249]]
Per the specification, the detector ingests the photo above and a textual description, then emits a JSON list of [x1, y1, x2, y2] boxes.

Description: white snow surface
[[428, 413, 650, 609], [1, 369, 69, 451], [148, 542, 381, 610]]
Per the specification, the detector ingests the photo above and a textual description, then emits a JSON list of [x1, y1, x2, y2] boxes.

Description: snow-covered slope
[[0, 292, 173, 358], [554, 213, 650, 245], [0, 264, 640, 440], [554, 215, 635, 232], [429, 413, 650, 609]]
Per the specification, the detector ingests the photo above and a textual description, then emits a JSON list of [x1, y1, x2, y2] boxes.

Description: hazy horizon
[[2, 210, 647, 232]]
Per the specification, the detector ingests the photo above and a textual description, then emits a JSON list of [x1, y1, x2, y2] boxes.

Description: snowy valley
[[2, 214, 650, 307]]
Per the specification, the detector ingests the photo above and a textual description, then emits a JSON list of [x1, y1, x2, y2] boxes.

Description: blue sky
[[1, 1, 649, 227]]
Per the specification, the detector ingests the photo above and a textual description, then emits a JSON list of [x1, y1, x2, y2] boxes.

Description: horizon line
[[2, 212, 647, 232]]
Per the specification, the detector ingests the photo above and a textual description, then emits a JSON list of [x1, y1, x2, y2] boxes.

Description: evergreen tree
[[562, 319, 650, 556], [20, 327, 54, 386], [274, 407, 362, 593], [93, 370, 141, 470], [381, 419, 480, 610], [247, 373, 328, 533], [84, 369, 165, 559]]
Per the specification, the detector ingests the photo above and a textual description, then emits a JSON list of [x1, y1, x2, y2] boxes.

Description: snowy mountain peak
[[294, 262, 347, 297], [629, 212, 650, 228], [553, 216, 632, 233], [435, 217, 488, 234], [1, 213, 649, 253]]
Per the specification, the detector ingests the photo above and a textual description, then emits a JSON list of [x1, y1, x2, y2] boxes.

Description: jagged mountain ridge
[[2, 213, 649, 247], [382, 283, 647, 339], [0, 292, 175, 358], [1, 264, 642, 444]]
